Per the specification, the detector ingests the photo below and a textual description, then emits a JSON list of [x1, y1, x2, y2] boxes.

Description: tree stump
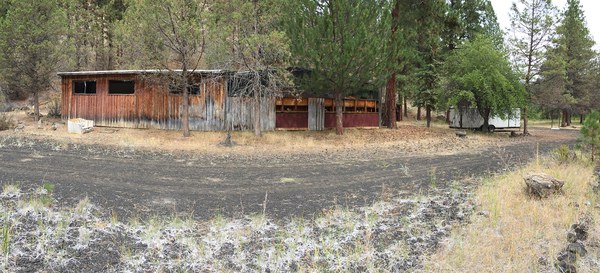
[[524, 173, 564, 198]]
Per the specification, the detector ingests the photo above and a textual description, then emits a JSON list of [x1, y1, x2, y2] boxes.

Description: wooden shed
[[59, 70, 275, 131]]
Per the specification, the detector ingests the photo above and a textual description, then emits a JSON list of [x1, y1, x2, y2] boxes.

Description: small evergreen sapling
[[578, 111, 600, 161]]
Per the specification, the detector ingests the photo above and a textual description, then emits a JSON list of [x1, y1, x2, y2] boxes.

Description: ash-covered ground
[[1, 183, 475, 272]]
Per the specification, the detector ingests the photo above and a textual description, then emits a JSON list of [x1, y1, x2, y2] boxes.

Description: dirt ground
[[0, 111, 579, 221]]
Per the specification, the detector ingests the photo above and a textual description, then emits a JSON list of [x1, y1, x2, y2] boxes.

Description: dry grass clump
[[0, 114, 14, 131], [425, 157, 600, 272]]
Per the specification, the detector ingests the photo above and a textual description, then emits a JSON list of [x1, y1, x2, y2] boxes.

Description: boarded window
[[169, 83, 201, 96], [72, 80, 96, 94], [108, 80, 135, 95]]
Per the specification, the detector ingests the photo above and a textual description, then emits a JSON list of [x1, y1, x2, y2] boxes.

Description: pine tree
[[446, 0, 504, 48], [578, 110, 600, 161], [508, 0, 556, 135], [539, 0, 595, 127], [0, 0, 67, 120], [382, 0, 400, 129], [63, 0, 127, 70], [410, 0, 446, 128], [207, 0, 291, 137], [119, 0, 209, 137], [285, 0, 390, 135]]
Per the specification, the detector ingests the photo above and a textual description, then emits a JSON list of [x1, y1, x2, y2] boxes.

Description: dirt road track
[[0, 129, 578, 220]]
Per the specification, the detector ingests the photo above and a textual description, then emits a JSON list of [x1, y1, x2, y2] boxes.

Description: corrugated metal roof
[[57, 69, 230, 76]]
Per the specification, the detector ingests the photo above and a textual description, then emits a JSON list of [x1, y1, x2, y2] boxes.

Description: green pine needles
[[578, 111, 600, 161]]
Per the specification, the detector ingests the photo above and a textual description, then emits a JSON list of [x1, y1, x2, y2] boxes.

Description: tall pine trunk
[[384, 0, 399, 129], [385, 75, 397, 128], [426, 106, 431, 128], [417, 107, 421, 121], [397, 94, 403, 121], [523, 106, 529, 135], [33, 90, 40, 121], [403, 96, 407, 118], [335, 92, 344, 135]]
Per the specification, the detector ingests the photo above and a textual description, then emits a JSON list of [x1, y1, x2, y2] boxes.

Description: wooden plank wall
[[61, 74, 273, 131], [308, 98, 325, 131], [226, 97, 275, 131]]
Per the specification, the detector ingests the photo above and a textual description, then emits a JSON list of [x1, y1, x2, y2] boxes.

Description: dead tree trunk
[[254, 79, 261, 137]]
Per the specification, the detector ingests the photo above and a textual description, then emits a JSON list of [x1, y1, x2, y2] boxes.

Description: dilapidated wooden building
[[59, 70, 379, 131], [59, 70, 275, 131]]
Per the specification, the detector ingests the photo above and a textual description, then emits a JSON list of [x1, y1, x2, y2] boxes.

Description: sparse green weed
[[74, 197, 90, 214], [1, 216, 11, 256], [430, 167, 437, 188], [552, 144, 571, 163]]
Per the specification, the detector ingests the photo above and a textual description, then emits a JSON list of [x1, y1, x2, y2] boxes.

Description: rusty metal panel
[[308, 98, 324, 131]]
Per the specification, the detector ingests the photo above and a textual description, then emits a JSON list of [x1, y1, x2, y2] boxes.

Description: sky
[[491, 0, 600, 50]]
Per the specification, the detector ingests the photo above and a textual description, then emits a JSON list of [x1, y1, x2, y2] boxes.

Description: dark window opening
[[108, 80, 135, 94], [73, 80, 96, 94], [169, 83, 201, 96]]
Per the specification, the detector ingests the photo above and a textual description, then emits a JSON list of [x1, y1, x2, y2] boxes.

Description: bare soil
[[0, 116, 578, 221], [0, 110, 581, 272]]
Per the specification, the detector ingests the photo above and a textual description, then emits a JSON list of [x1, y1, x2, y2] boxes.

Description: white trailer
[[449, 108, 520, 132]]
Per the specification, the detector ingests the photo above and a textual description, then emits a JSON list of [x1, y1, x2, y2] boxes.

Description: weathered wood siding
[[61, 73, 275, 131], [226, 97, 275, 131], [308, 98, 325, 131]]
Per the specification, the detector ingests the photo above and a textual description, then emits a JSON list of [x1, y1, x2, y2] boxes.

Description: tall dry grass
[[425, 157, 600, 272]]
